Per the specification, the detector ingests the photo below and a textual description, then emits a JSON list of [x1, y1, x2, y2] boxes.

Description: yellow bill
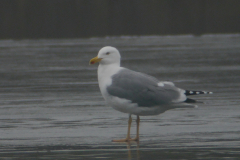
[[89, 56, 102, 65]]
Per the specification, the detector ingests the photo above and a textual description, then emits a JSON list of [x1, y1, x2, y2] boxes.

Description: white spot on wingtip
[[157, 82, 164, 87], [209, 92, 213, 94], [189, 91, 193, 94], [196, 92, 200, 94], [162, 81, 175, 86]]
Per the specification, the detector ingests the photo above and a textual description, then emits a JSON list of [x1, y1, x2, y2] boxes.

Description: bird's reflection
[[126, 141, 140, 160]]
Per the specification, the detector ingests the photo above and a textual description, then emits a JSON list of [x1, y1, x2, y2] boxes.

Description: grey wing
[[107, 69, 186, 107]]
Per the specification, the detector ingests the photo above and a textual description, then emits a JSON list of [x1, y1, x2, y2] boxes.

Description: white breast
[[97, 64, 123, 100]]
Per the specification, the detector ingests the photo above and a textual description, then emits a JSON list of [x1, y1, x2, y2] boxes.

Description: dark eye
[[106, 52, 110, 55]]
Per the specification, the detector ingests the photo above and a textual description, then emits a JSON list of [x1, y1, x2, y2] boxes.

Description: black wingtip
[[184, 98, 197, 103], [185, 90, 213, 96]]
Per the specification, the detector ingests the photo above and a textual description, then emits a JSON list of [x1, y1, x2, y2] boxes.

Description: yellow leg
[[112, 114, 132, 142], [112, 114, 140, 142], [127, 115, 132, 139], [132, 115, 140, 141]]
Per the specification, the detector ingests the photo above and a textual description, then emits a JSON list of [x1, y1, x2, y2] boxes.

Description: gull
[[89, 46, 212, 142]]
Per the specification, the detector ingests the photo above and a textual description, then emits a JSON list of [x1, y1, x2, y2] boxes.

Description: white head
[[90, 46, 121, 65]]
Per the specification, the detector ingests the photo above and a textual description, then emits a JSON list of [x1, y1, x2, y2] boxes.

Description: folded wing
[[107, 69, 187, 107]]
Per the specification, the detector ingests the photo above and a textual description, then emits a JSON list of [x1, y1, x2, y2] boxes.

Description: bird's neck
[[97, 63, 122, 99], [98, 63, 121, 81]]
